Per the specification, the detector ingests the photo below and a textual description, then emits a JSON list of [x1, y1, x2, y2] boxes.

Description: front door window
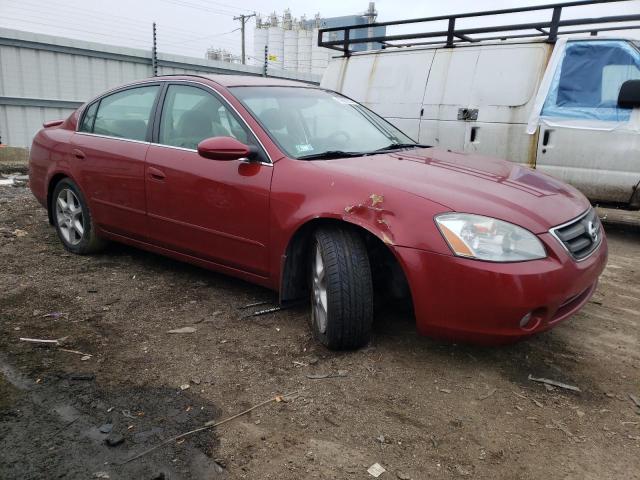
[[541, 40, 640, 123]]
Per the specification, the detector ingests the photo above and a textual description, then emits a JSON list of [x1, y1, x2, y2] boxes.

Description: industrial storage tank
[[253, 27, 268, 67], [283, 29, 298, 71], [311, 28, 332, 76], [297, 29, 312, 73], [267, 21, 284, 71]]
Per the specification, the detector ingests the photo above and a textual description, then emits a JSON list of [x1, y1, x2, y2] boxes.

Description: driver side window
[[159, 84, 251, 150], [541, 40, 640, 122]]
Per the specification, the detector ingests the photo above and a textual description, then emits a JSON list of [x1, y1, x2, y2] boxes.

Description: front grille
[[551, 208, 602, 260]]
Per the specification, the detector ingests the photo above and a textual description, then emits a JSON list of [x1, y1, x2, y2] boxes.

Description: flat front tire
[[52, 178, 106, 254], [310, 226, 373, 350]]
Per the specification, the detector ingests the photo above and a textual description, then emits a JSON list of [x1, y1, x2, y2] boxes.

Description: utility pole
[[234, 13, 256, 65]]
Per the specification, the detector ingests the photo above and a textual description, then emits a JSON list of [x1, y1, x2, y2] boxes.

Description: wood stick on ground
[[58, 348, 92, 357], [528, 374, 581, 392], [122, 388, 303, 465], [19, 337, 60, 345]]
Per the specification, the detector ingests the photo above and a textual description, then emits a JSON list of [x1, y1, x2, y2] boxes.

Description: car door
[[145, 83, 273, 276], [535, 40, 640, 204], [72, 84, 161, 239]]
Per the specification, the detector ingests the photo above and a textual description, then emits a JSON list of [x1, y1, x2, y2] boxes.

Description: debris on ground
[[305, 370, 348, 380], [123, 388, 303, 464], [99, 423, 113, 434], [180, 384, 190, 391], [396, 472, 411, 480], [43, 312, 69, 319], [367, 462, 386, 477], [478, 388, 497, 400], [242, 306, 284, 318], [629, 394, 640, 409], [19, 336, 69, 346], [105, 433, 125, 447], [167, 327, 196, 334], [59, 348, 92, 357], [528, 374, 581, 392]]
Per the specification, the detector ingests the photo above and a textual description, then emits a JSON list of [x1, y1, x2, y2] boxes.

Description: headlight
[[435, 213, 546, 262]]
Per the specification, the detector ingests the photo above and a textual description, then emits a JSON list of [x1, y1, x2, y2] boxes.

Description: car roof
[[155, 74, 313, 88]]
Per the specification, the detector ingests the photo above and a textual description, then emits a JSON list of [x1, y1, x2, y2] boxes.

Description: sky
[[1, 0, 638, 63]]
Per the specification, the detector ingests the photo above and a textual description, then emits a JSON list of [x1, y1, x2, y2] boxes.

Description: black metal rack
[[318, 0, 640, 56]]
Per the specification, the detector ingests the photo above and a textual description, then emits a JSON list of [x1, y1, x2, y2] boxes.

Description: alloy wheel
[[55, 188, 84, 246], [311, 245, 328, 334]]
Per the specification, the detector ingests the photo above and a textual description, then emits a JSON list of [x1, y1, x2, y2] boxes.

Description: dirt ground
[[1, 181, 639, 480]]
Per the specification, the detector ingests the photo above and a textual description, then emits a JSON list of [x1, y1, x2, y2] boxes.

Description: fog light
[[519, 312, 533, 328]]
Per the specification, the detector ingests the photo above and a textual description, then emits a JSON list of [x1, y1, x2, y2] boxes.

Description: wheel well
[[280, 219, 412, 309], [46, 174, 68, 225]]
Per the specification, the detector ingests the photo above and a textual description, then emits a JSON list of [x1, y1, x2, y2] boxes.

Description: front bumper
[[394, 231, 608, 345]]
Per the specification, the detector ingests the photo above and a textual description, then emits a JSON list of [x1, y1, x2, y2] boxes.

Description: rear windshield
[[230, 86, 415, 159]]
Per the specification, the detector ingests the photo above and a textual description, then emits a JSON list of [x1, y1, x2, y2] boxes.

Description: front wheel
[[310, 227, 373, 350], [52, 178, 107, 254]]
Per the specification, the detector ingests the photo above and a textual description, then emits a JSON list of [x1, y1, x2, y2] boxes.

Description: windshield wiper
[[297, 150, 367, 160], [375, 143, 429, 152]]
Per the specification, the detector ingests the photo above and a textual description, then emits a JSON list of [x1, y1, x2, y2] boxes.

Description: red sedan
[[29, 75, 607, 349]]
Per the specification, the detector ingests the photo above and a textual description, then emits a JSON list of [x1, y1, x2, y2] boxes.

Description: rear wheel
[[310, 226, 373, 350], [52, 178, 106, 254]]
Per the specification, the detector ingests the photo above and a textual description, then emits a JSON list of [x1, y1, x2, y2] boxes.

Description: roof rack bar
[[321, 15, 640, 47], [390, 24, 640, 48], [319, 0, 640, 56]]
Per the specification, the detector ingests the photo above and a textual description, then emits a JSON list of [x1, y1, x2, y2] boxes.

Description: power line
[[157, 0, 239, 17], [2, 0, 232, 41], [162, 28, 240, 46], [0, 16, 151, 45]]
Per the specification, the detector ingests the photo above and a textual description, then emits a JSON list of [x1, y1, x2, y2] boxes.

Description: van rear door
[[419, 43, 548, 164]]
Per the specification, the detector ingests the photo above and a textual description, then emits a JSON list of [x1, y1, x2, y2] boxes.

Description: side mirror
[[197, 136, 254, 161], [618, 79, 640, 108]]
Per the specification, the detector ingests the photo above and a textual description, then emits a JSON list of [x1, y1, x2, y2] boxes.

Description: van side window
[[541, 40, 640, 122], [93, 85, 160, 141]]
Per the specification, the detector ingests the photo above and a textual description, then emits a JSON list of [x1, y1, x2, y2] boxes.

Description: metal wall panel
[[0, 27, 320, 148]]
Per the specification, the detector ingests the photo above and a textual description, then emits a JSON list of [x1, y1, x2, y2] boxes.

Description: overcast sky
[[1, 0, 638, 62]]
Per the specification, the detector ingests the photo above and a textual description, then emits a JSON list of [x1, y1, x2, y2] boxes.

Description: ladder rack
[[318, 0, 640, 56]]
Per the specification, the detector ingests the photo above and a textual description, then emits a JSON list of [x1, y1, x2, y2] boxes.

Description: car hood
[[313, 147, 590, 234]]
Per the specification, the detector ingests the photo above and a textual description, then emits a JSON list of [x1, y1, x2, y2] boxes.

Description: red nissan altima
[[29, 75, 607, 349]]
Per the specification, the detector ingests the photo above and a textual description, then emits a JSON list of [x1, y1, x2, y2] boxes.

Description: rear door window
[[79, 101, 98, 133], [91, 85, 160, 141]]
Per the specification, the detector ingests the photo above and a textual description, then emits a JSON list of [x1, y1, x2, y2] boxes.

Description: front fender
[[268, 157, 452, 289]]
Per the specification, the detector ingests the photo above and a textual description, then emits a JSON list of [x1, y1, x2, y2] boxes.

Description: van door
[[535, 40, 640, 205], [321, 50, 435, 141], [419, 43, 548, 164]]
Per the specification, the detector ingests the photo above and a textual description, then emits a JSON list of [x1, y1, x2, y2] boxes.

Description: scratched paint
[[344, 193, 394, 245]]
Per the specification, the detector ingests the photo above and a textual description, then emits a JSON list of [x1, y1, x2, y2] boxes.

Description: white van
[[320, 2, 640, 209]]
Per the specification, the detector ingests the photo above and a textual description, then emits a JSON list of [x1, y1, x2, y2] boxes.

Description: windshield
[[230, 86, 416, 159]]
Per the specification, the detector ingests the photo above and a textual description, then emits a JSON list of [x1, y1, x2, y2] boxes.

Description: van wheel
[[52, 178, 107, 254], [310, 226, 373, 350]]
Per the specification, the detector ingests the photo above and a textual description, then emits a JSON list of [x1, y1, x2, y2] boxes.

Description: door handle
[[148, 166, 166, 181], [542, 130, 551, 146], [72, 148, 85, 160]]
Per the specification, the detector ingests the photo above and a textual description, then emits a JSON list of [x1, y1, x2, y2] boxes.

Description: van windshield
[[230, 86, 416, 159]]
